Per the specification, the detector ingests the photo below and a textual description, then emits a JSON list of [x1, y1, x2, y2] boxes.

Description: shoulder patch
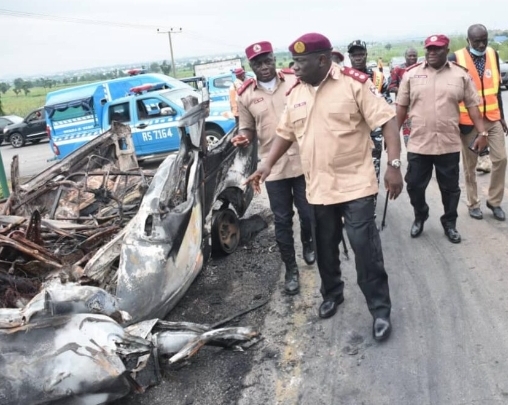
[[406, 62, 423, 72], [340, 67, 369, 83], [237, 78, 256, 96], [285, 79, 301, 96], [451, 61, 468, 72]]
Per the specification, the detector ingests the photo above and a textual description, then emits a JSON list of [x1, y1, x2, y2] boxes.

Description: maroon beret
[[245, 41, 273, 60], [233, 67, 245, 76], [331, 48, 344, 62], [288, 33, 332, 56], [424, 34, 449, 48]]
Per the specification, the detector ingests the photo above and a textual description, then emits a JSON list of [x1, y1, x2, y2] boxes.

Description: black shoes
[[318, 295, 344, 319], [302, 239, 316, 265], [410, 216, 427, 238], [284, 265, 300, 295], [373, 317, 392, 341], [444, 227, 461, 244], [468, 207, 483, 220], [486, 202, 506, 221]]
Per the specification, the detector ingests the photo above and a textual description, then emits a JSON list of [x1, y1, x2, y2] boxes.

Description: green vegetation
[[1, 33, 507, 118]]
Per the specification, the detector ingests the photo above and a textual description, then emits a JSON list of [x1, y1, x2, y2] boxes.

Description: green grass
[[0, 82, 97, 118]]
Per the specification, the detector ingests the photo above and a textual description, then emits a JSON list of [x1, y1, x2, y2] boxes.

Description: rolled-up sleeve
[[275, 105, 297, 142], [356, 79, 396, 130], [395, 75, 410, 107], [238, 97, 255, 131], [463, 74, 481, 108]]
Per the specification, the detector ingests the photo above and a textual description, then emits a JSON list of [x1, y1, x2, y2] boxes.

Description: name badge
[[294, 101, 306, 108]]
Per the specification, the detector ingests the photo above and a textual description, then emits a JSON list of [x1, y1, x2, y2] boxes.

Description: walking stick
[[380, 192, 389, 231]]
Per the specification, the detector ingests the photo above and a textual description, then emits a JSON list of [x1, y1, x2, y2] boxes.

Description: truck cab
[[45, 74, 236, 159]]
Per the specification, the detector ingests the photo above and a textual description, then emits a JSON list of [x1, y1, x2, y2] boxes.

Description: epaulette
[[279, 68, 294, 75], [237, 78, 256, 96], [451, 61, 468, 72], [406, 62, 423, 72], [285, 79, 301, 96], [340, 67, 369, 83]]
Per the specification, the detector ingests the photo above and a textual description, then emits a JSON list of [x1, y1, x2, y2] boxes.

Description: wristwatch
[[479, 131, 489, 137], [388, 159, 402, 169]]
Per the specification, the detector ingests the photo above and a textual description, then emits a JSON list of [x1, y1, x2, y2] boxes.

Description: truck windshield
[[158, 89, 202, 108]]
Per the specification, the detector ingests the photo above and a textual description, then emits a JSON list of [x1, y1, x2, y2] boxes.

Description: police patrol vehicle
[[45, 73, 236, 160]]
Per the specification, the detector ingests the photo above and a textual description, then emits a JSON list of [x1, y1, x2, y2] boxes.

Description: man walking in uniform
[[232, 41, 315, 296], [229, 67, 247, 126], [396, 34, 488, 244], [247, 33, 403, 342], [449, 24, 508, 221]]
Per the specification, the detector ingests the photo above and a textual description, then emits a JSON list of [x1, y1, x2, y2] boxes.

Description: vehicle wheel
[[205, 129, 224, 148], [31, 139, 41, 144], [211, 208, 240, 254], [9, 133, 25, 148]]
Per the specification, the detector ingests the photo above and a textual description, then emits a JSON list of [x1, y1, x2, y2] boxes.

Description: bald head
[[467, 24, 488, 54], [467, 24, 487, 39]]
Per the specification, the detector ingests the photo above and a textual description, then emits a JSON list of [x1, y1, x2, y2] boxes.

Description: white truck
[[193, 58, 243, 77]]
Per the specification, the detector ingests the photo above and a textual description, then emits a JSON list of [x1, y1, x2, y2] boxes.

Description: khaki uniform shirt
[[396, 61, 480, 155], [229, 78, 244, 117], [276, 63, 395, 205], [238, 71, 302, 182]]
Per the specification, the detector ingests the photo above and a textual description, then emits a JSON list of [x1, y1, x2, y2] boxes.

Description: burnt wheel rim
[[213, 209, 240, 254]]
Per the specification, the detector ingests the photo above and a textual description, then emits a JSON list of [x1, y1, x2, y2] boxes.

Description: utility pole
[[157, 28, 182, 77]]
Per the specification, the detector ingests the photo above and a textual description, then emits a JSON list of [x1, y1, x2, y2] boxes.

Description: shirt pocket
[[250, 99, 268, 115], [446, 78, 465, 101], [328, 102, 358, 131], [289, 107, 307, 138]]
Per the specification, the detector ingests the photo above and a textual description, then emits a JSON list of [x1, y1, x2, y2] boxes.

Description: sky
[[0, 0, 506, 79]]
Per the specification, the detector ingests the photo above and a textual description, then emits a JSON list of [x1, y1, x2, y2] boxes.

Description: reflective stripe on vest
[[372, 71, 384, 92], [455, 47, 501, 125]]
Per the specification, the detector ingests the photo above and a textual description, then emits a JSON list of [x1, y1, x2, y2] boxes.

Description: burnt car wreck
[[0, 93, 259, 404]]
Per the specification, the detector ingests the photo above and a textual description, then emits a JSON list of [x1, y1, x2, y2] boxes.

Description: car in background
[[0, 115, 23, 144], [389, 57, 406, 72], [367, 60, 378, 69], [3, 107, 47, 148], [500, 59, 508, 90]]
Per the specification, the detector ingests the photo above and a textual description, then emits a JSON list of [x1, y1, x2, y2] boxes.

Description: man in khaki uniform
[[247, 33, 404, 342], [232, 41, 315, 296], [396, 34, 487, 244], [229, 67, 246, 126]]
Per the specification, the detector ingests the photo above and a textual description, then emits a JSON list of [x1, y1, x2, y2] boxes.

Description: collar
[[253, 73, 282, 90], [423, 60, 451, 70]]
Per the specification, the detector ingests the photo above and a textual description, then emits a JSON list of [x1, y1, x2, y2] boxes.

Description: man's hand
[[384, 166, 403, 200], [231, 134, 251, 148], [472, 135, 488, 152], [244, 165, 272, 194], [501, 119, 508, 135]]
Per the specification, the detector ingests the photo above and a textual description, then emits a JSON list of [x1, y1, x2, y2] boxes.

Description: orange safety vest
[[372, 70, 384, 92], [455, 47, 501, 125]]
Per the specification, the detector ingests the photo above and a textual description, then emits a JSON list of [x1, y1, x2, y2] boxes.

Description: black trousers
[[313, 196, 391, 319], [405, 152, 461, 228], [265, 175, 313, 261]]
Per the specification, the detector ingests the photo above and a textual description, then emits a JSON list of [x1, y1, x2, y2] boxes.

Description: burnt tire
[[205, 129, 224, 149], [9, 133, 25, 148], [211, 208, 240, 255]]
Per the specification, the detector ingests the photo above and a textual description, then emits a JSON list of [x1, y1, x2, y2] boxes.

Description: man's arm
[[395, 74, 410, 128], [494, 51, 506, 127]]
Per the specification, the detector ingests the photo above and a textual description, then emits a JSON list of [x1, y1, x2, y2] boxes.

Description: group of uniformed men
[[229, 24, 506, 342]]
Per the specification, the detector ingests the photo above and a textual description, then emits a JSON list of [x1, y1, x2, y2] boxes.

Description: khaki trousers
[[460, 119, 507, 208]]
